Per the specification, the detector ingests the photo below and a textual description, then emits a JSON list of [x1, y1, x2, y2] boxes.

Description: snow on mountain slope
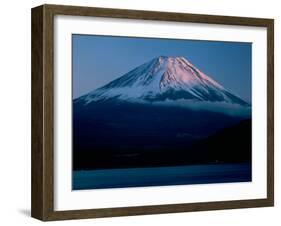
[[77, 56, 250, 106]]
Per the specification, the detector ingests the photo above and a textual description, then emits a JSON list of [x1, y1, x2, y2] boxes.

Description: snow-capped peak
[[77, 56, 249, 106]]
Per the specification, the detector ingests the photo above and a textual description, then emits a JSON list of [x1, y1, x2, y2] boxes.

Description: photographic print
[[72, 35, 252, 190]]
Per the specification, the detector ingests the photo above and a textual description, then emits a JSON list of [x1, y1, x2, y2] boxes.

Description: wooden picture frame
[[31, 4, 274, 221]]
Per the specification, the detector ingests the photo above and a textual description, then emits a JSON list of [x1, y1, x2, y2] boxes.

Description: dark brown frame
[[31, 4, 274, 221]]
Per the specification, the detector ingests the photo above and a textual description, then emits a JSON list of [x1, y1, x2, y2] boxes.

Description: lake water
[[73, 163, 251, 190]]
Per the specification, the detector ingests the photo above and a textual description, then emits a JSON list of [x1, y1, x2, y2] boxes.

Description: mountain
[[76, 56, 249, 106], [73, 56, 251, 170]]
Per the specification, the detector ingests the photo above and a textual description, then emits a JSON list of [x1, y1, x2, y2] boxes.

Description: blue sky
[[72, 34, 252, 102]]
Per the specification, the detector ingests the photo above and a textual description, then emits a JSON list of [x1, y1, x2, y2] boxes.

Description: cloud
[[144, 99, 251, 117]]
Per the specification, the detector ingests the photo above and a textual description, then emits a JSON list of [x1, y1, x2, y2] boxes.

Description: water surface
[[73, 163, 251, 190]]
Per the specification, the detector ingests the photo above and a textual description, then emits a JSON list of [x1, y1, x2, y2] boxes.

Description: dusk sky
[[72, 34, 252, 102]]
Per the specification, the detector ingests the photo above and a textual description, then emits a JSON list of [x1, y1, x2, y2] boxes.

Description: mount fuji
[[73, 56, 251, 170], [76, 56, 249, 107]]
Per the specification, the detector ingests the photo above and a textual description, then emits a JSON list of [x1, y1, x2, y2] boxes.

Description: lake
[[73, 163, 251, 190]]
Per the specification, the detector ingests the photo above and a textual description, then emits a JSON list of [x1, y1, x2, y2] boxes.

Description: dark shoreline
[[73, 119, 251, 171]]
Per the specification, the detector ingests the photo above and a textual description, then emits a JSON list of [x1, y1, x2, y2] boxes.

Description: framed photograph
[[31, 4, 274, 221]]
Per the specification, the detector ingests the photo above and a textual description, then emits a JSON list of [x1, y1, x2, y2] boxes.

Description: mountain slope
[[76, 56, 249, 106]]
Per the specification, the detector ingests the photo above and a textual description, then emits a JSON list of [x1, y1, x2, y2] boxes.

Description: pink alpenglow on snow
[[79, 56, 250, 107]]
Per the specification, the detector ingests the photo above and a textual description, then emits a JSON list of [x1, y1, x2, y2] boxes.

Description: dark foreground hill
[[73, 101, 251, 170]]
